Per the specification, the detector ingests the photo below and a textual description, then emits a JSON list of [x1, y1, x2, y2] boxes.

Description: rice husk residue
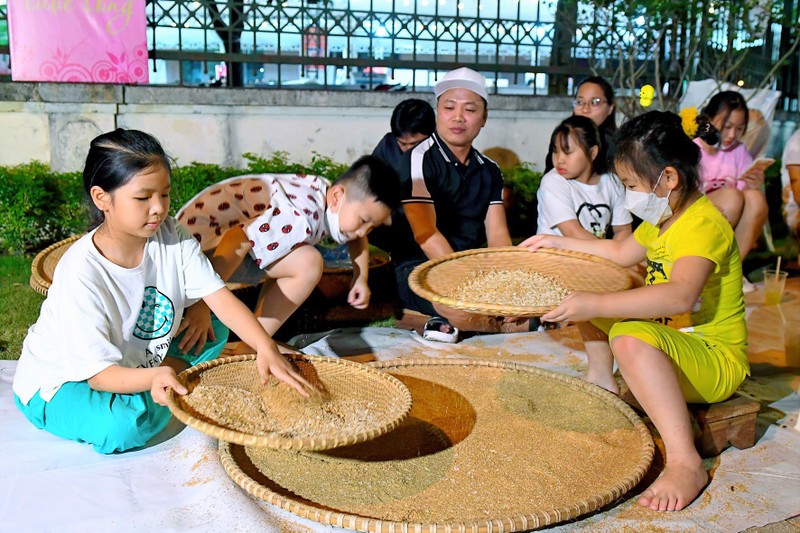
[[240, 364, 649, 523], [450, 269, 570, 307]]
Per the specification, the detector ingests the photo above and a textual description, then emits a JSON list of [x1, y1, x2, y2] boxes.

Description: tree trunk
[[549, 0, 578, 95]]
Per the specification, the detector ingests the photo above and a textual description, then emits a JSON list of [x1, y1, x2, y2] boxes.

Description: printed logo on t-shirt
[[133, 286, 175, 340], [645, 258, 667, 285], [576, 202, 611, 238]]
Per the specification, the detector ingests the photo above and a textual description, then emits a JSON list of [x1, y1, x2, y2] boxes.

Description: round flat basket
[[408, 246, 634, 317], [30, 235, 82, 296], [219, 358, 654, 532], [29, 234, 253, 296], [166, 354, 412, 451]]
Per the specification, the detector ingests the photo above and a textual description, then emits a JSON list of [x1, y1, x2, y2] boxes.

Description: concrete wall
[[0, 83, 571, 173], [1, 83, 798, 173]]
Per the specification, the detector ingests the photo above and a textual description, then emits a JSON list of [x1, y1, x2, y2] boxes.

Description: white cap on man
[[434, 67, 489, 102]]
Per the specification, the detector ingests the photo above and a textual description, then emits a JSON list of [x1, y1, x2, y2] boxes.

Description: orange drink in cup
[[763, 268, 788, 305]]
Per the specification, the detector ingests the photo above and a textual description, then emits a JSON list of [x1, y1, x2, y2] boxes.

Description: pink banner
[[8, 0, 148, 84]]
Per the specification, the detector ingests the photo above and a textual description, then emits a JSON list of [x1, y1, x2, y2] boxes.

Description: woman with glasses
[[544, 76, 617, 174]]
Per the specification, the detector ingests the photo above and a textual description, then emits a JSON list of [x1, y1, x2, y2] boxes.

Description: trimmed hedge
[[0, 152, 351, 256], [0, 150, 550, 255]]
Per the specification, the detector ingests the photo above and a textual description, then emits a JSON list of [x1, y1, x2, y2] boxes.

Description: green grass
[[0, 255, 45, 360]]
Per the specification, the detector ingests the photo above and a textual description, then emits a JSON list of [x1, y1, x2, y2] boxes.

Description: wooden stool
[[619, 381, 760, 458], [689, 393, 761, 458]]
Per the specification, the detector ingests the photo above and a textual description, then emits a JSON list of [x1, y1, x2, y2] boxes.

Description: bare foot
[[584, 371, 619, 395], [638, 460, 708, 511]]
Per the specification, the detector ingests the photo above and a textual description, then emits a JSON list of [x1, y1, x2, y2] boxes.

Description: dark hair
[[390, 98, 435, 138], [700, 90, 749, 136], [608, 111, 701, 211], [576, 76, 617, 135], [83, 128, 171, 229], [549, 115, 605, 174], [335, 155, 401, 211]]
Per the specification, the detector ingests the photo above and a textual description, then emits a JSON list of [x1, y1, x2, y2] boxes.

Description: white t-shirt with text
[[13, 218, 225, 404]]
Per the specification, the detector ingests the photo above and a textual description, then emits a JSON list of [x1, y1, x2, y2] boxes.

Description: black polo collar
[[431, 131, 485, 168]]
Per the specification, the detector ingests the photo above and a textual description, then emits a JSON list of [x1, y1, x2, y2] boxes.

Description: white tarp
[[2, 325, 799, 532]]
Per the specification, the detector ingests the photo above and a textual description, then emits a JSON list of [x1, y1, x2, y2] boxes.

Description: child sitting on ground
[[537, 115, 632, 240], [521, 111, 748, 511], [13, 129, 312, 454], [176, 155, 401, 343]]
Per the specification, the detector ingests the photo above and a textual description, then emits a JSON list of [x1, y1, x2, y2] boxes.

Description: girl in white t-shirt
[[537, 115, 632, 240], [12, 129, 311, 454]]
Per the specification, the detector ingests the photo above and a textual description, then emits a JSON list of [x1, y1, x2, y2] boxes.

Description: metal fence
[[0, 0, 797, 109]]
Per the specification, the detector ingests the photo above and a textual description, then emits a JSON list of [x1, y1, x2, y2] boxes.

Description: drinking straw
[[776, 256, 782, 282], [777, 303, 787, 325]]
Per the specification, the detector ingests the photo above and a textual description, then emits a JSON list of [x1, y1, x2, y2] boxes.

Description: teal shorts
[[15, 315, 229, 454], [594, 318, 748, 404]]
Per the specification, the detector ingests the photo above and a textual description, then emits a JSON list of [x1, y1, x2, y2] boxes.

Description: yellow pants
[[593, 318, 748, 404]]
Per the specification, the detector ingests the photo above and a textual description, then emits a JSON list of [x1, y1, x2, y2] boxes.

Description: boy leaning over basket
[[174, 155, 401, 348]]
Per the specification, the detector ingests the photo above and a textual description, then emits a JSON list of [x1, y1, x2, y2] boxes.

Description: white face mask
[[624, 170, 673, 226], [324, 193, 349, 244]]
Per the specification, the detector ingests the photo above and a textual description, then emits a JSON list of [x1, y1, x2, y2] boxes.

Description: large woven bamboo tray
[[29, 234, 366, 297], [166, 354, 412, 451], [30, 235, 83, 295], [219, 358, 654, 532], [408, 247, 634, 317]]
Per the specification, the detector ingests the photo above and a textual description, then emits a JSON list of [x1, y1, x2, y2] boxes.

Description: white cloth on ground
[[2, 325, 799, 532]]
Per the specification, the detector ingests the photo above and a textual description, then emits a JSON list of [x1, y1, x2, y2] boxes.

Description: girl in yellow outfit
[[521, 111, 748, 513]]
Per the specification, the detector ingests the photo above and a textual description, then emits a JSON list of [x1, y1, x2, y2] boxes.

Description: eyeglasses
[[573, 97, 607, 109]]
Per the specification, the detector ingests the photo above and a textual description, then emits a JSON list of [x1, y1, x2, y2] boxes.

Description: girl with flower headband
[[694, 91, 769, 262], [521, 111, 747, 511]]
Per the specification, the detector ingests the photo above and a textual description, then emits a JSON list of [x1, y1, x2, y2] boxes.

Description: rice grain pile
[[450, 269, 570, 307], [232, 364, 651, 524], [183, 381, 381, 440]]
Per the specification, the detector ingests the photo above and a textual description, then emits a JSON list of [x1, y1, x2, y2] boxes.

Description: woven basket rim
[[29, 233, 261, 296], [29, 234, 83, 296], [408, 246, 634, 317], [219, 357, 655, 532], [166, 353, 413, 451]]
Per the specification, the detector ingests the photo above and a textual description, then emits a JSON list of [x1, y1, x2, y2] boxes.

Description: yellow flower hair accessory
[[679, 106, 699, 137], [639, 84, 655, 107]]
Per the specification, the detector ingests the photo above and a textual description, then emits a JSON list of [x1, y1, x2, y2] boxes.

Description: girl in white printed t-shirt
[[536, 114, 632, 241], [12, 129, 311, 454]]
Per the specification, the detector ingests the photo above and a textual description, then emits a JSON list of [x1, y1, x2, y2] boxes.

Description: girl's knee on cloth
[[33, 383, 174, 454], [167, 314, 230, 366], [93, 394, 173, 454]]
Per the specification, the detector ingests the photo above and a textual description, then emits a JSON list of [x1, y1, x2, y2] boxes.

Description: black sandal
[[423, 317, 459, 343]]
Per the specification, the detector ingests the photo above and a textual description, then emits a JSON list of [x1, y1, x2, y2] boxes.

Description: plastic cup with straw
[[763, 256, 787, 305]]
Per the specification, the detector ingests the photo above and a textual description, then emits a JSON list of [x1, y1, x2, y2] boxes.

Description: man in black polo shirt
[[391, 67, 518, 335]]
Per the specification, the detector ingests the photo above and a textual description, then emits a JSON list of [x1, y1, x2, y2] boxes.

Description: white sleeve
[[537, 172, 579, 230], [783, 131, 800, 167], [14, 261, 126, 403], [607, 174, 633, 225], [177, 222, 226, 301]]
